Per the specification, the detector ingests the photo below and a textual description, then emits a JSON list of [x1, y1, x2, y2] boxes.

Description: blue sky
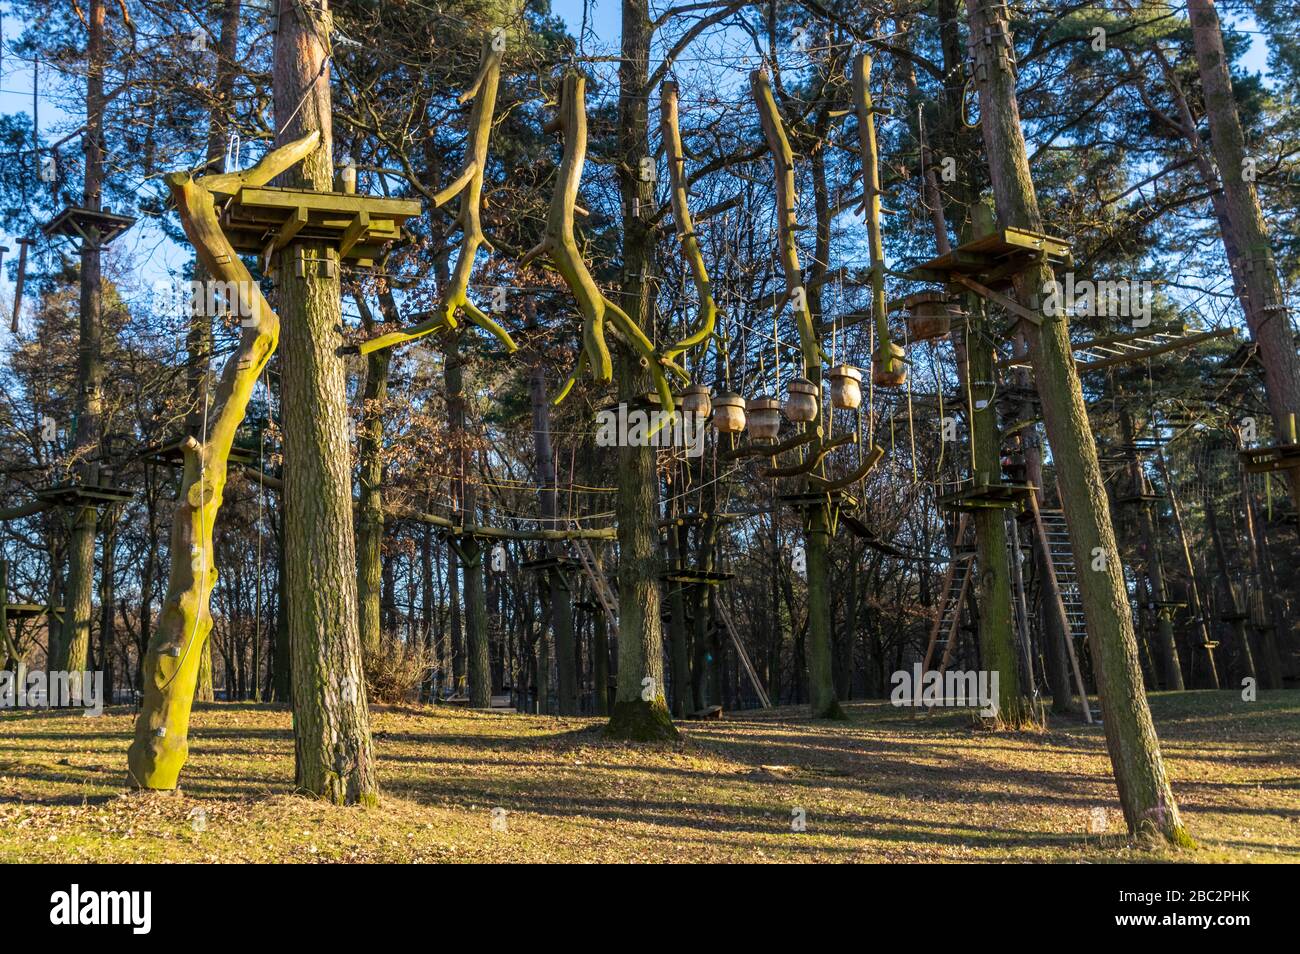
[[0, 2, 1281, 306]]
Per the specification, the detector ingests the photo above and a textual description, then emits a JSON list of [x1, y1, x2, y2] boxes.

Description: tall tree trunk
[[1120, 411, 1184, 690], [1206, 498, 1255, 681], [962, 203, 1034, 726], [1187, 0, 1300, 513], [97, 514, 116, 702], [665, 509, 693, 717], [444, 331, 491, 708], [275, 0, 376, 805], [61, 0, 107, 684], [605, 0, 675, 740], [354, 293, 390, 661], [965, 0, 1190, 845], [525, 304, 579, 714], [447, 542, 463, 692]]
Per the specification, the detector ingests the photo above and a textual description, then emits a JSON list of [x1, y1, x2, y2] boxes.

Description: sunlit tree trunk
[[353, 293, 391, 661], [274, 0, 376, 804], [60, 0, 108, 685], [966, 0, 1190, 845], [606, 0, 675, 740]]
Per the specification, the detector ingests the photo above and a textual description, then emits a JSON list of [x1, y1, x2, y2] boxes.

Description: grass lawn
[[1, 689, 1297, 863]]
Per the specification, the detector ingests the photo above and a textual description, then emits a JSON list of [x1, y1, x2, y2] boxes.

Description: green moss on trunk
[[605, 698, 679, 742]]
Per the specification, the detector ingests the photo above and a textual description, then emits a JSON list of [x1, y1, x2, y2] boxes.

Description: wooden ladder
[[921, 514, 972, 672], [570, 535, 618, 636]]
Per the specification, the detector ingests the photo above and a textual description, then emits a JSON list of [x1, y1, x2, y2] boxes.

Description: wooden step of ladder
[[570, 534, 618, 636]]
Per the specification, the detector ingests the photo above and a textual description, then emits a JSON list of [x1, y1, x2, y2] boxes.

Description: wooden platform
[[778, 489, 858, 510], [3, 603, 61, 619], [906, 228, 1072, 290], [219, 186, 422, 267], [1239, 443, 1300, 475], [659, 569, 735, 586], [41, 206, 137, 245], [35, 483, 134, 507], [520, 555, 580, 572], [938, 481, 1035, 512], [145, 437, 258, 468]]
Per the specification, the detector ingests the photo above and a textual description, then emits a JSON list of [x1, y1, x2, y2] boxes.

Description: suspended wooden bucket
[[901, 291, 960, 342], [828, 364, 863, 409], [711, 392, 746, 433], [783, 377, 819, 423], [746, 396, 782, 441], [871, 342, 908, 388], [679, 383, 712, 419]]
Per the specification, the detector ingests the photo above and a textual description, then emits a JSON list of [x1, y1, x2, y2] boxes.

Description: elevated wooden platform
[[906, 228, 1072, 290], [41, 206, 137, 246], [35, 483, 133, 507], [521, 555, 580, 572], [145, 437, 258, 469], [777, 489, 858, 510], [938, 481, 1035, 512], [659, 569, 735, 586], [3, 603, 61, 619], [1240, 443, 1300, 475], [219, 186, 421, 268]]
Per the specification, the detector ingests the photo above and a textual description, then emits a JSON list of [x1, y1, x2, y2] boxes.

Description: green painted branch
[[552, 351, 587, 406], [722, 428, 818, 461], [852, 53, 905, 380], [0, 499, 53, 522], [750, 70, 819, 371], [127, 133, 312, 790], [536, 72, 677, 420], [763, 431, 857, 479], [358, 37, 513, 355], [808, 445, 885, 491], [660, 80, 717, 360]]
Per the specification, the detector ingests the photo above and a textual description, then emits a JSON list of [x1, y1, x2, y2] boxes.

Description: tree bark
[[275, 0, 376, 804], [60, 0, 108, 685], [353, 293, 390, 661], [606, 0, 675, 740]]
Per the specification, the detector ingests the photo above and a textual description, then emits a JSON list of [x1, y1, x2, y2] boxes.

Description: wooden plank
[[234, 187, 421, 218], [271, 205, 309, 251], [951, 273, 1041, 326], [337, 210, 371, 260]]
